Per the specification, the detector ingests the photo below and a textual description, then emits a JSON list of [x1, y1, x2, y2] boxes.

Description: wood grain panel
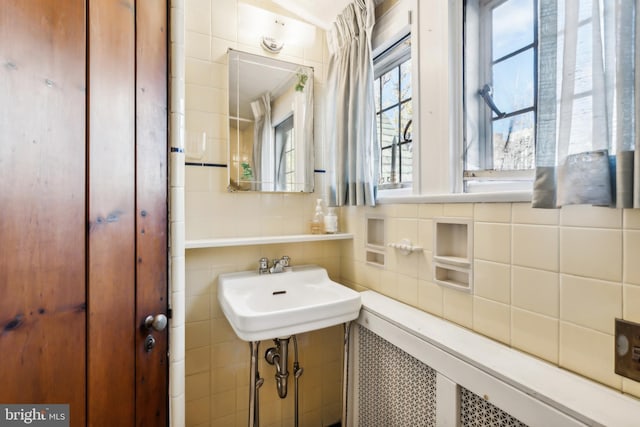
[[0, 1, 87, 426], [135, 0, 168, 426], [87, 0, 136, 425]]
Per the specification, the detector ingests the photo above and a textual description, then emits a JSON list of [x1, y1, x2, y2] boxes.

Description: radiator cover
[[357, 326, 437, 426]]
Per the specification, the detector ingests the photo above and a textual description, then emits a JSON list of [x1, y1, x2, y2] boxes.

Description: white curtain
[[326, 0, 378, 206], [294, 83, 314, 192], [533, 0, 639, 208], [251, 92, 273, 191]]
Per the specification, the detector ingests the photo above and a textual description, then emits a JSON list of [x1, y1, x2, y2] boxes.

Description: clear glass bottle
[[310, 199, 324, 234]]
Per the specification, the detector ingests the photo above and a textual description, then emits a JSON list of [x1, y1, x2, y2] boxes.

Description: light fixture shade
[[238, 2, 316, 53]]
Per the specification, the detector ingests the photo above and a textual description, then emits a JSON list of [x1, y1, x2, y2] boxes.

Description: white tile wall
[[340, 202, 640, 401]]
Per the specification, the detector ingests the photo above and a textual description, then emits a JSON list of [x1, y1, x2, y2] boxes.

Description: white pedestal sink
[[219, 264, 360, 427], [218, 265, 361, 341]]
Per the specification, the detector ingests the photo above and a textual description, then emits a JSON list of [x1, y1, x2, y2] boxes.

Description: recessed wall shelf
[[366, 217, 385, 267], [185, 233, 354, 249], [433, 218, 473, 292]]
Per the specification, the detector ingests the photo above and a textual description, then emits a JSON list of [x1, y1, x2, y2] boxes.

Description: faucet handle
[[259, 257, 269, 274], [281, 256, 290, 267]]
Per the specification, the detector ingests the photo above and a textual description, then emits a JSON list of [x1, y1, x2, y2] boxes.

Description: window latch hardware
[[478, 84, 507, 118]]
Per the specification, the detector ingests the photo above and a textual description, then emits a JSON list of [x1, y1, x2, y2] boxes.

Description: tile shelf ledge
[[185, 233, 354, 249]]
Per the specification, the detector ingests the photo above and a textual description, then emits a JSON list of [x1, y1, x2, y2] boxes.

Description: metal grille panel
[[357, 326, 437, 427], [460, 386, 528, 427]]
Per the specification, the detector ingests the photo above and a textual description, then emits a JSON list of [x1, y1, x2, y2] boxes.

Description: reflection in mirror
[[228, 49, 314, 192]]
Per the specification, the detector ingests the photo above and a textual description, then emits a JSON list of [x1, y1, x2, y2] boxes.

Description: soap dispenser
[[310, 199, 324, 234]]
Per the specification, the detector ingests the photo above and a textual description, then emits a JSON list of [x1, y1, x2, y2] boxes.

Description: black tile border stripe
[[183, 163, 327, 173]]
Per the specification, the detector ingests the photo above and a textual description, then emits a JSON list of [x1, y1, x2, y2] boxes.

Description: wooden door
[[0, 1, 88, 424], [0, 1, 168, 426]]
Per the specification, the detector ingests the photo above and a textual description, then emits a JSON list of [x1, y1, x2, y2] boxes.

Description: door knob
[[143, 314, 168, 332]]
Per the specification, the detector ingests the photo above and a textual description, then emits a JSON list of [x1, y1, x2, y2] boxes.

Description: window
[[374, 34, 413, 190], [463, 0, 538, 191]]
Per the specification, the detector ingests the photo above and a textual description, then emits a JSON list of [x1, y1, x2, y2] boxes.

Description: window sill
[[377, 190, 532, 204]]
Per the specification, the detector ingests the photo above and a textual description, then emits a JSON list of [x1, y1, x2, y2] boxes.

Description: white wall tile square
[[511, 307, 558, 364], [185, 396, 209, 427], [474, 222, 511, 264], [512, 224, 558, 271], [417, 279, 444, 317], [623, 230, 640, 285], [185, 31, 211, 60], [511, 266, 559, 318], [474, 203, 511, 223], [186, 347, 210, 376], [186, 371, 210, 401], [622, 378, 640, 400], [185, 320, 211, 350], [418, 204, 444, 219], [443, 203, 474, 218], [185, 0, 211, 34], [560, 227, 622, 282], [512, 202, 559, 225], [185, 294, 211, 323], [623, 284, 640, 323], [559, 322, 620, 389], [473, 297, 510, 344], [397, 274, 419, 306], [443, 288, 473, 328], [474, 260, 510, 304], [210, 0, 237, 40], [559, 204, 622, 228], [560, 274, 621, 334], [623, 209, 640, 229], [417, 219, 434, 251]]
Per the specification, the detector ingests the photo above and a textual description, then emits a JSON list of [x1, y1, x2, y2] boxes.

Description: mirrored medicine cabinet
[[227, 49, 314, 193]]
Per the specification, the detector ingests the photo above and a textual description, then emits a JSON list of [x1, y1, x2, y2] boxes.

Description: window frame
[[371, 0, 420, 199], [374, 0, 534, 205], [462, 0, 539, 193], [374, 33, 413, 190]]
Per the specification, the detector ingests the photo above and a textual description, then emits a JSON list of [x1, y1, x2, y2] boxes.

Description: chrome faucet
[[258, 256, 290, 274], [269, 256, 290, 274]]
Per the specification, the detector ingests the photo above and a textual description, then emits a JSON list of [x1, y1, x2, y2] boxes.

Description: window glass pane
[[374, 77, 381, 110], [400, 59, 412, 101], [380, 106, 399, 149], [492, 0, 534, 60], [492, 111, 535, 170], [380, 147, 393, 184], [381, 68, 399, 110], [492, 48, 534, 115]]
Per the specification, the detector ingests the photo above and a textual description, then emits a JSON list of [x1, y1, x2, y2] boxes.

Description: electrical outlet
[[615, 318, 640, 382]]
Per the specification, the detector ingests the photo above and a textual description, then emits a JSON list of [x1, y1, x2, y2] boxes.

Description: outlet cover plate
[[615, 318, 640, 382]]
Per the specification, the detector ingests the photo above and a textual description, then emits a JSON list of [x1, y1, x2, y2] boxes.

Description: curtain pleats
[[326, 0, 378, 206]]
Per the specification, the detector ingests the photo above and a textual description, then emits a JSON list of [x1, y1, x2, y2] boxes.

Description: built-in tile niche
[[433, 218, 473, 292], [366, 217, 385, 267]]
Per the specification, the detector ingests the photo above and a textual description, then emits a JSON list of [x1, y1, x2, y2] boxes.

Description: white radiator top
[[359, 290, 640, 427]]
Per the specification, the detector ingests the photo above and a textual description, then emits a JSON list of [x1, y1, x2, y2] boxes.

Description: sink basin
[[218, 265, 361, 341]]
